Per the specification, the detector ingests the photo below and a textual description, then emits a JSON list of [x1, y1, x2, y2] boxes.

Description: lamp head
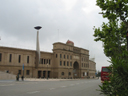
[[34, 26, 42, 30]]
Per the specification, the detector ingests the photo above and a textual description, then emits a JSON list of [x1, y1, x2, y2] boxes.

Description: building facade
[[0, 40, 96, 79]]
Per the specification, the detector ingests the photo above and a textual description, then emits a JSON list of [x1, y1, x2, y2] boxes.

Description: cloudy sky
[[0, 0, 110, 71]]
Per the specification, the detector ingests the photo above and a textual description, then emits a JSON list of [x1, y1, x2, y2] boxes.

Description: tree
[[97, 0, 128, 31], [94, 20, 127, 57], [94, 0, 128, 95]]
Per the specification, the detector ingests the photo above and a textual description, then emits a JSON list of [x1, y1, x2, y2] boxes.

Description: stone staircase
[[0, 71, 16, 80]]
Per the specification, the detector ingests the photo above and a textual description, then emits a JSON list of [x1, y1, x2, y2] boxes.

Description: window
[[70, 62, 72, 66], [47, 59, 48, 63], [60, 54, 62, 58], [60, 61, 62, 66], [70, 56, 72, 59], [69, 72, 71, 75], [44, 59, 46, 64], [19, 55, 21, 63], [64, 55, 65, 59], [61, 72, 64, 75], [64, 61, 65, 66], [41, 59, 43, 64], [18, 70, 21, 75], [67, 55, 69, 59], [0, 53, 2, 62], [83, 72, 84, 76], [67, 61, 69, 66], [49, 59, 50, 65], [27, 56, 29, 63], [26, 70, 30, 75], [9, 54, 12, 62], [56, 54, 57, 58], [84, 63, 85, 67]]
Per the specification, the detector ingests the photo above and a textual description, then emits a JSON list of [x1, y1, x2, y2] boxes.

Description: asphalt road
[[0, 79, 104, 96]]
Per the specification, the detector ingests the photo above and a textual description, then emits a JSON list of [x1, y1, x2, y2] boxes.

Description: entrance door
[[48, 71, 50, 78], [43, 71, 46, 78], [38, 71, 42, 78], [73, 61, 79, 78]]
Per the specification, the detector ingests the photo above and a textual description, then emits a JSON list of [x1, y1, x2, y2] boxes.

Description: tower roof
[[66, 40, 74, 46]]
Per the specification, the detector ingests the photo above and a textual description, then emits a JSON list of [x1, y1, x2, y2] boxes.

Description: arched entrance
[[73, 61, 79, 78]]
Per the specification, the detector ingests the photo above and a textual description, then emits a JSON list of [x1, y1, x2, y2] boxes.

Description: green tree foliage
[[94, 0, 128, 95], [96, 0, 128, 30], [94, 20, 126, 57]]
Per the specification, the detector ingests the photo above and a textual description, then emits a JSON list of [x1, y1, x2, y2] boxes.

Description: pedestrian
[[16, 73, 19, 81], [21, 76, 24, 81]]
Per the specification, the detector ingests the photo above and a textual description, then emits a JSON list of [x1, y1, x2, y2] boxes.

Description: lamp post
[[34, 26, 42, 68], [68, 67, 69, 79], [47, 63, 49, 80]]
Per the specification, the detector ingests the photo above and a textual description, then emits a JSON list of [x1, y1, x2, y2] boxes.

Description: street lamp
[[68, 67, 69, 79], [47, 63, 48, 80], [34, 26, 42, 68]]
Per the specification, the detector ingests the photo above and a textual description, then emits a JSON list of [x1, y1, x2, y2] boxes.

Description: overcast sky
[[0, 0, 110, 71]]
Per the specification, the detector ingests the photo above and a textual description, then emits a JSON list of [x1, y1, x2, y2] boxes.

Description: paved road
[[0, 79, 104, 96]]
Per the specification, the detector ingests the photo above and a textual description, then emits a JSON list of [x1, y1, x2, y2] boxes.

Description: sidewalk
[[24, 77, 99, 81]]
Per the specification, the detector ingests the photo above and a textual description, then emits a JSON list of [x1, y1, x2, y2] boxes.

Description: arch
[[73, 61, 79, 78]]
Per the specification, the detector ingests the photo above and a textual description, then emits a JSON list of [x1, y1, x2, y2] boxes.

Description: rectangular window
[[0, 53, 2, 62], [64, 55, 65, 59], [26, 70, 30, 75], [41, 59, 43, 64], [9, 54, 12, 62], [27, 56, 29, 63], [47, 59, 48, 64], [56, 54, 57, 58], [18, 70, 21, 75], [60, 61, 62, 66], [60, 54, 62, 58], [67, 61, 69, 66], [70, 56, 72, 59], [67, 55, 69, 59], [70, 62, 72, 66], [64, 61, 65, 66], [49, 59, 50, 65], [44, 59, 46, 64], [19, 55, 21, 63]]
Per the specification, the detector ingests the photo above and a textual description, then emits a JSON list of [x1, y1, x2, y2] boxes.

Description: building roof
[[66, 40, 74, 44]]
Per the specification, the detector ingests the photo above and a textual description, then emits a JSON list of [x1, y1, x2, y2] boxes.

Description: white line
[[61, 86, 66, 88], [70, 84, 74, 86], [50, 88, 55, 90], [76, 83, 79, 85], [0, 85, 7, 86], [27, 91, 40, 94]]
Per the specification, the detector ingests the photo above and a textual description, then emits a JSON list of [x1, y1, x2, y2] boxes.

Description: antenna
[[58, 29, 59, 42]]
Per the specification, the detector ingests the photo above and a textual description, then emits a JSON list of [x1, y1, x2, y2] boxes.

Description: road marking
[[76, 83, 79, 85], [27, 91, 40, 94], [50, 88, 55, 90], [0, 85, 7, 86], [70, 84, 74, 86], [61, 86, 66, 88], [0, 84, 14, 86], [9, 84, 14, 86]]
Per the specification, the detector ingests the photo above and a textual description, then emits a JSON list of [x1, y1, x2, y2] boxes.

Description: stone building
[[0, 40, 96, 79]]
